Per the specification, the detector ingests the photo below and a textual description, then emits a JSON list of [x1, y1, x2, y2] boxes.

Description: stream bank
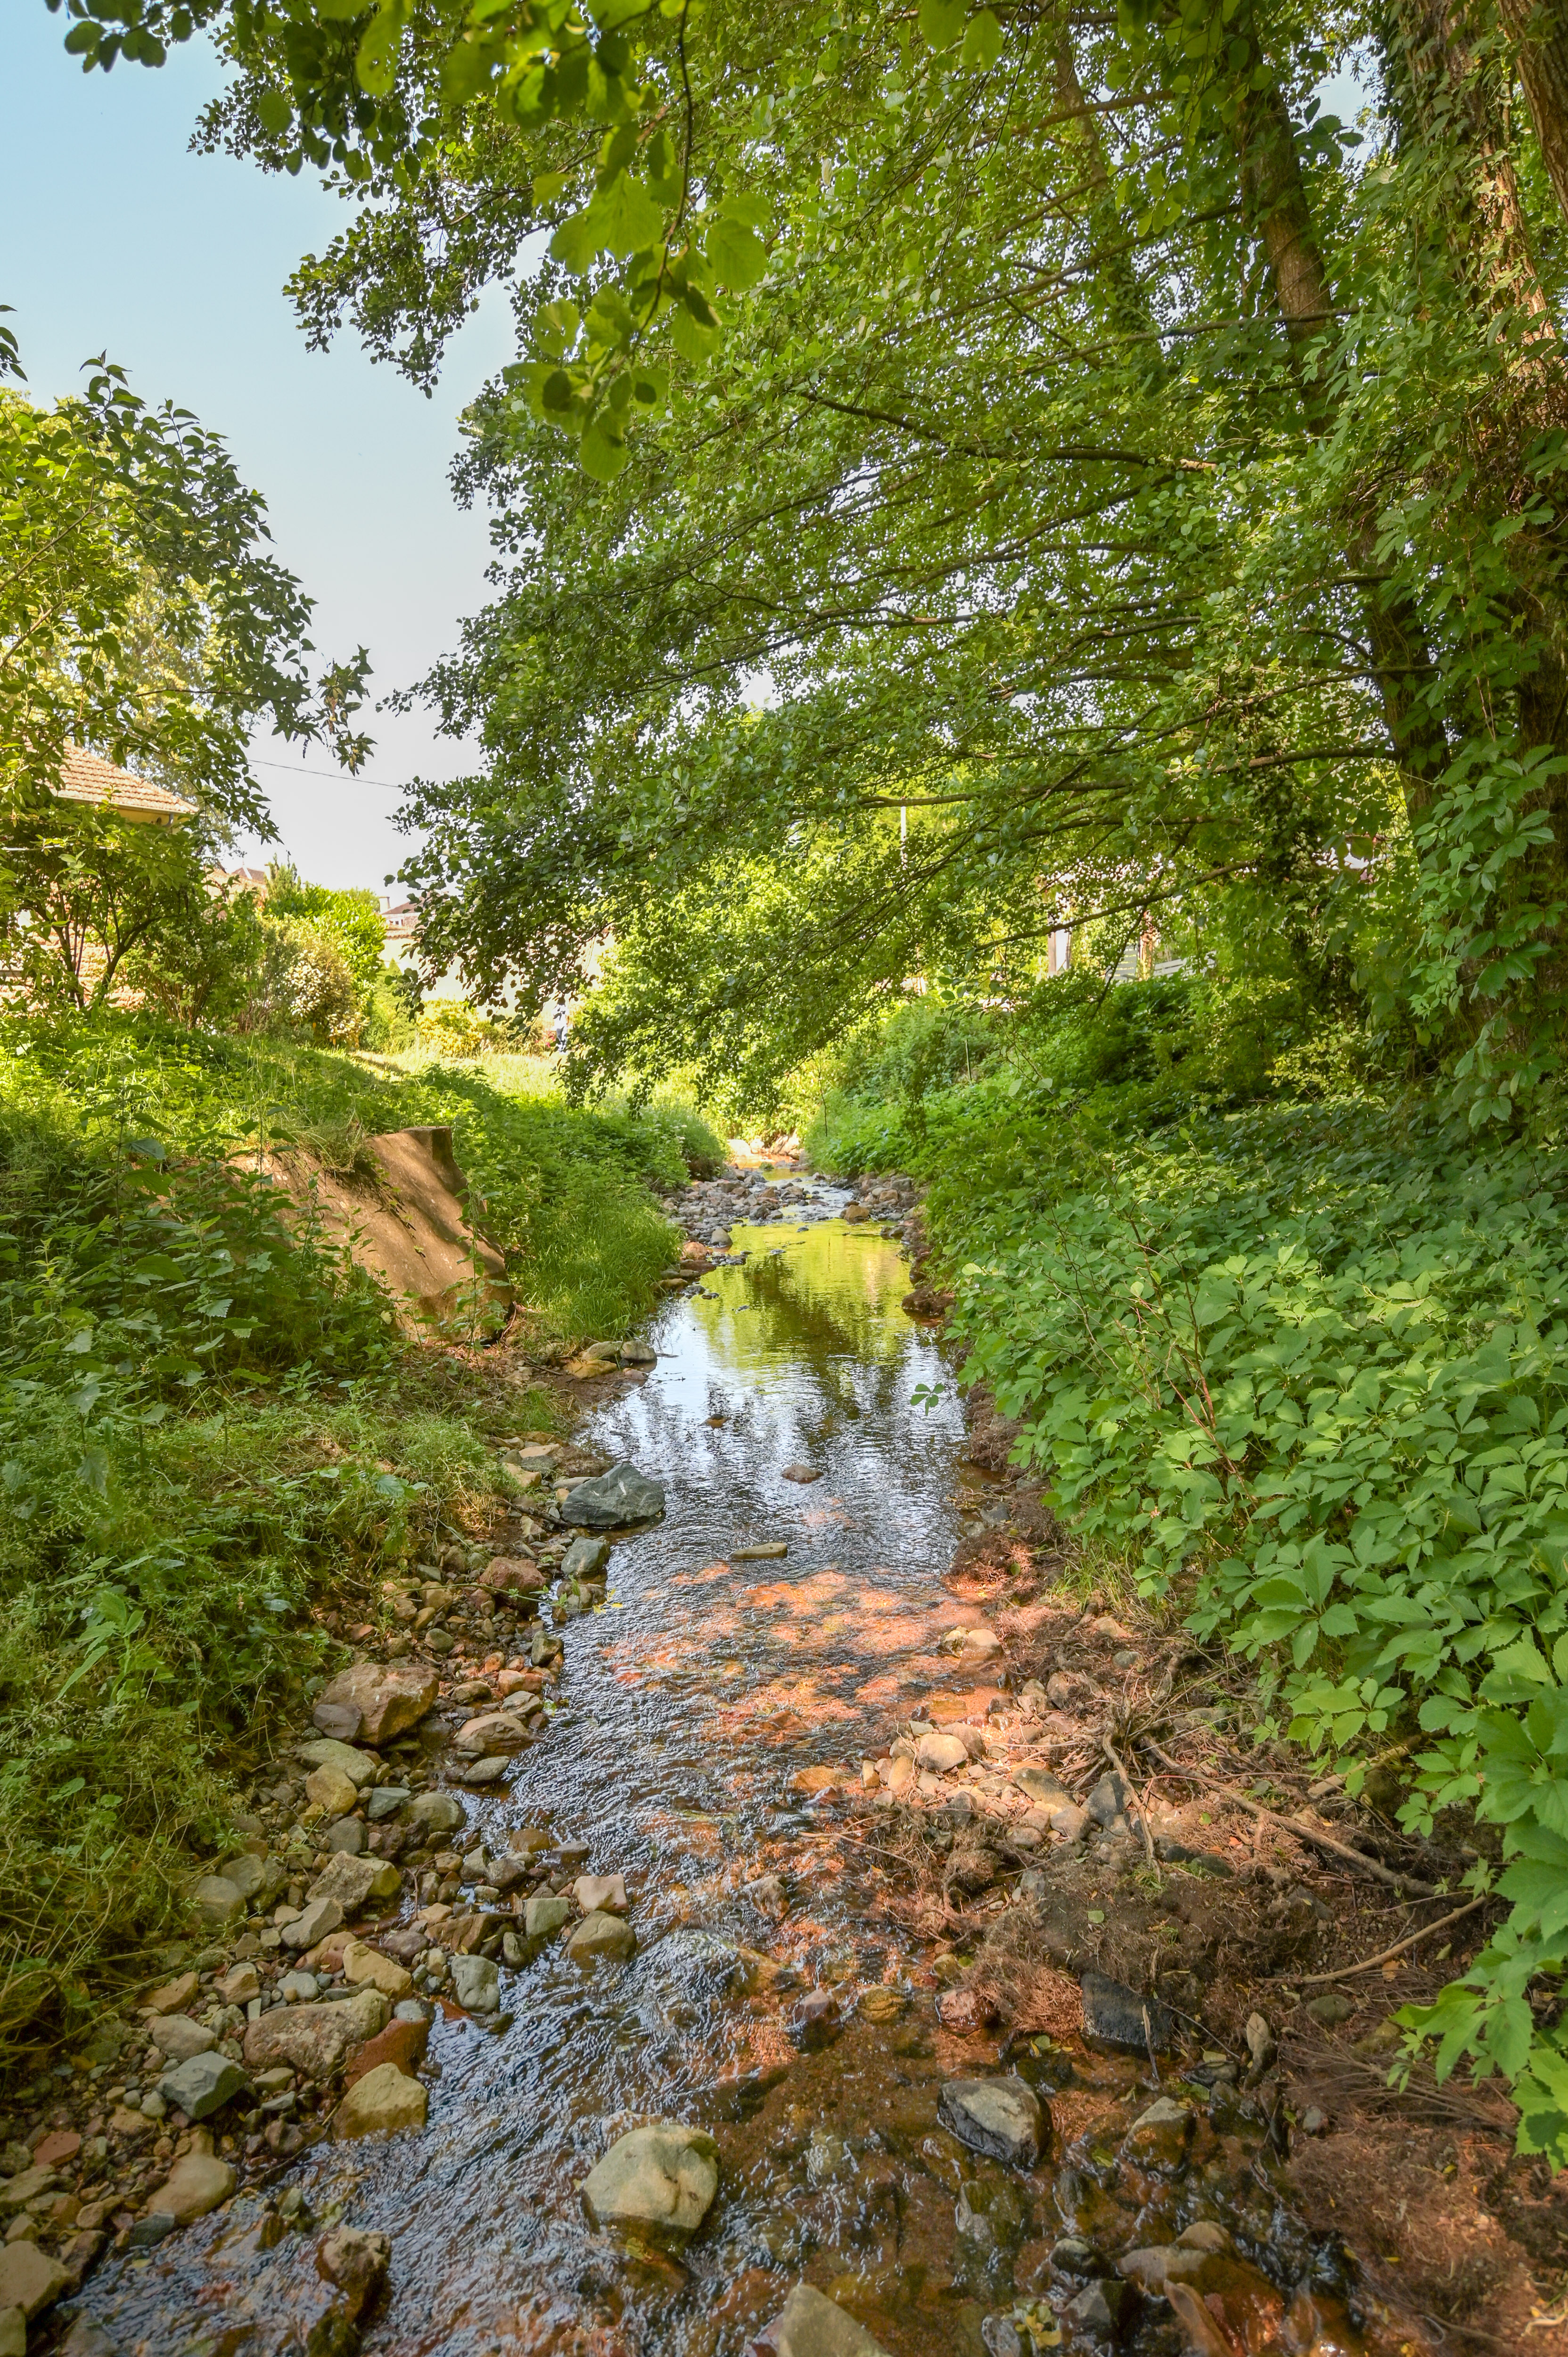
[[6, 1167, 1559, 2357]]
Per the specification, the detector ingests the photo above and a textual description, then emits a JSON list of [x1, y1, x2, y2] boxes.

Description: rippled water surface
[[88, 1203, 1038, 2357]]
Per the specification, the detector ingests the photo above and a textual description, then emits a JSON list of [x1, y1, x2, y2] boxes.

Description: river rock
[[221, 1852, 285, 1904], [190, 1874, 245, 1927], [1013, 1766, 1072, 1810], [1080, 1968, 1173, 2053], [767, 2281, 891, 2357], [345, 2017, 429, 2087], [282, 1896, 343, 1951], [308, 1851, 401, 1914], [559, 1461, 665, 1527], [561, 1535, 611, 1580], [567, 1910, 635, 1964], [151, 2149, 235, 2225], [455, 1711, 534, 1755], [573, 1873, 627, 1915], [1085, 1768, 1131, 1830], [142, 1970, 200, 2016], [158, 2052, 248, 2122], [449, 1953, 500, 2012], [1122, 2095, 1193, 2173], [342, 1939, 413, 2000], [366, 1786, 409, 1823], [305, 1763, 359, 1818], [314, 1662, 440, 1746], [407, 1790, 466, 1835], [332, 2062, 427, 2140], [219, 1961, 261, 2005], [297, 1737, 378, 1787], [780, 1463, 821, 1483], [148, 2013, 216, 2062], [454, 1755, 509, 1786], [938, 2077, 1044, 2167], [0, 2242, 70, 2322], [316, 2224, 391, 2316], [480, 1555, 545, 1598], [915, 1729, 968, 1774], [580, 2123, 718, 2247], [525, 1891, 573, 1939], [243, 1988, 387, 2079]]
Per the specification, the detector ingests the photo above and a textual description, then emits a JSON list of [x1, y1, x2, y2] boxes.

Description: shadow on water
[[81, 1212, 1016, 2357]]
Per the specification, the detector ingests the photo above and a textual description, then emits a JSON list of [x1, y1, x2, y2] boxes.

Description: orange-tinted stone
[[343, 2017, 428, 2090]]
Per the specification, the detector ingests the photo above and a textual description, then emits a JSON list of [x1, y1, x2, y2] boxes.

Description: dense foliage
[[0, 1013, 711, 2054]]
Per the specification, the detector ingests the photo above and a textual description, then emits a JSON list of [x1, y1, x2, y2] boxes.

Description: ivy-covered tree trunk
[[1234, 74, 1453, 808], [1497, 0, 1568, 231]]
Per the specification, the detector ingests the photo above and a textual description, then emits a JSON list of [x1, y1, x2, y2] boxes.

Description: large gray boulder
[[580, 2123, 717, 2247], [559, 1461, 665, 1528]]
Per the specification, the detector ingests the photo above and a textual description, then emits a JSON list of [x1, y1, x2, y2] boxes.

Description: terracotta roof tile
[[54, 745, 196, 821]]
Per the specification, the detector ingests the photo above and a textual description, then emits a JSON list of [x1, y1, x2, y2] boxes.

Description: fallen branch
[[1141, 1738, 1440, 1898], [1287, 1895, 1491, 1987]]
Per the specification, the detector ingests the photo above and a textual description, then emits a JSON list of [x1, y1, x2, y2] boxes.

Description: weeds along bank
[[808, 979, 1568, 2166], [0, 1013, 720, 2063]]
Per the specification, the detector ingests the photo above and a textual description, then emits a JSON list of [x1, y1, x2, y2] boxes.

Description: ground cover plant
[[0, 1012, 715, 2063]]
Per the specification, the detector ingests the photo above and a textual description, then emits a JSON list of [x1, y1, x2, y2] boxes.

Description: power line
[[249, 755, 412, 794]]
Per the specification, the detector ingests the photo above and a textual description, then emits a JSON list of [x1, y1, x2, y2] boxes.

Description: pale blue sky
[[2, 6, 519, 891]]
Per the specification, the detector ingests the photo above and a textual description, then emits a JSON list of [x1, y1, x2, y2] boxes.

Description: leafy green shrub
[[910, 1094, 1568, 2166]]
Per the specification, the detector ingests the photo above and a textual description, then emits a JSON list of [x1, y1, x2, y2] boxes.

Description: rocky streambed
[[7, 1167, 1559, 2357]]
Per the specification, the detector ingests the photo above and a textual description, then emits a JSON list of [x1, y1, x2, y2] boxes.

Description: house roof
[[55, 745, 196, 823]]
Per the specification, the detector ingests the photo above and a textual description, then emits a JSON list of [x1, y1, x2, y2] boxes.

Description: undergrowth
[[809, 980, 1568, 2169], [0, 1012, 716, 2063]]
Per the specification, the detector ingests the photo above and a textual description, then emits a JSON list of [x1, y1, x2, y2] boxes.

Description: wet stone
[[1120, 2097, 1193, 2175], [788, 1989, 840, 2050], [449, 1953, 501, 2012], [580, 2123, 718, 2248], [1061, 2276, 1134, 2341], [567, 1910, 635, 1965], [560, 1460, 665, 1527], [938, 2077, 1045, 2169], [767, 2281, 891, 2357], [1079, 1970, 1173, 2053]]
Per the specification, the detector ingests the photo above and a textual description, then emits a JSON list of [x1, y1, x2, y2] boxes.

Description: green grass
[[0, 1011, 722, 2062]]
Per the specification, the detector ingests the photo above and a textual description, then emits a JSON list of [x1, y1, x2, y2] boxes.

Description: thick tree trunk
[[1236, 79, 1453, 803], [1496, 0, 1568, 232]]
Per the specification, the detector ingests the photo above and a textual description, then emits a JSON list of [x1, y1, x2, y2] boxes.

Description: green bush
[[0, 1008, 720, 2057]]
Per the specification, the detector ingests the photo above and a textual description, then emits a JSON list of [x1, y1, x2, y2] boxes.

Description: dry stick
[[1101, 1730, 1160, 1881], [1288, 1895, 1492, 1988], [1141, 1738, 1441, 1898]]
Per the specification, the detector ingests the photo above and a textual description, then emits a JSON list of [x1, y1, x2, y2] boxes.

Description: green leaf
[[550, 207, 603, 274], [254, 88, 293, 136], [961, 8, 1003, 70], [919, 0, 967, 50], [579, 418, 630, 480], [355, 0, 408, 97], [708, 216, 768, 290]]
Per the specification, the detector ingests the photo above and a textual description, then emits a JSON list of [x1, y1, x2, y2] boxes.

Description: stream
[[77, 1193, 1056, 2357]]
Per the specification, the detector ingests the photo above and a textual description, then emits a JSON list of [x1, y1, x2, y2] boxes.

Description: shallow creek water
[[86, 1201, 1097, 2357]]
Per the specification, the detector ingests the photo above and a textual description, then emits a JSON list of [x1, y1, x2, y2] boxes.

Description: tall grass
[[0, 1011, 722, 2061]]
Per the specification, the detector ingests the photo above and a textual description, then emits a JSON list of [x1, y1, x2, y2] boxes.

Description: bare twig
[[1101, 1728, 1160, 1881], [1284, 1895, 1491, 1987], [1141, 1738, 1441, 1898]]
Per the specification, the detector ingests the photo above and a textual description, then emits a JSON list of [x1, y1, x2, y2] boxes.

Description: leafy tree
[[1, 353, 370, 826]]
